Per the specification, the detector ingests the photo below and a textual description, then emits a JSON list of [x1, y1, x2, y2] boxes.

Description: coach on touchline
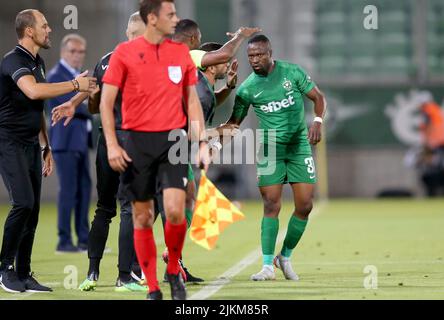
[[0, 9, 96, 294]]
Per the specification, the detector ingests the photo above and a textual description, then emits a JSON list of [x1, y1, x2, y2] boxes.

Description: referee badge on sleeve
[[168, 66, 182, 84]]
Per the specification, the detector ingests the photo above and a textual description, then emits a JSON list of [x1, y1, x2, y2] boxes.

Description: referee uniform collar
[[140, 36, 172, 48]]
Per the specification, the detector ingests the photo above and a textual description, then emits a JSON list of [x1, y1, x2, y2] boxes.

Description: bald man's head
[[126, 11, 146, 40]]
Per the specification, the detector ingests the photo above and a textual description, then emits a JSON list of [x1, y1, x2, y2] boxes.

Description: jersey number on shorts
[[304, 157, 315, 174]]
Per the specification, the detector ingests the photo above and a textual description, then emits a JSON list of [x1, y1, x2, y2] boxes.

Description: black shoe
[[22, 273, 53, 292], [0, 265, 25, 293], [179, 260, 204, 283], [147, 289, 163, 300], [184, 269, 204, 283], [56, 243, 79, 253], [77, 243, 88, 252], [166, 273, 186, 300]]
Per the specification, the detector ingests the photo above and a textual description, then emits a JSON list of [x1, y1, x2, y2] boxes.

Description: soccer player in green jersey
[[226, 35, 327, 281]]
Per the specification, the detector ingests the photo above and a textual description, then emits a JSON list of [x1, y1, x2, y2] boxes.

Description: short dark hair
[[175, 19, 199, 36], [248, 34, 271, 46], [199, 42, 222, 52], [15, 9, 37, 39], [139, 0, 174, 24]]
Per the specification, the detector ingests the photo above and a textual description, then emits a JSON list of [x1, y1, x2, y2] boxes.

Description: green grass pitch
[[0, 199, 443, 300]]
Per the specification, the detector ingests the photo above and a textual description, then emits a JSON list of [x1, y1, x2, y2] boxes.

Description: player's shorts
[[256, 143, 317, 187], [120, 130, 188, 201]]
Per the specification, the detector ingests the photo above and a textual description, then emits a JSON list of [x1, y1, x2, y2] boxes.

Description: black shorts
[[120, 130, 188, 202]]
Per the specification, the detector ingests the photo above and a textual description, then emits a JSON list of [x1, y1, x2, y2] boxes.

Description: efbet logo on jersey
[[260, 96, 295, 113]]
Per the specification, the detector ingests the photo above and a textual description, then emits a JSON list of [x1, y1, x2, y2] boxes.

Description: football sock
[[281, 215, 308, 258], [261, 217, 279, 266], [185, 208, 193, 229], [133, 228, 159, 293], [165, 220, 187, 275]]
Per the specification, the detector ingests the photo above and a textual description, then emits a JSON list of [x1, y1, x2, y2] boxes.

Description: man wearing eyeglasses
[[47, 34, 92, 253]]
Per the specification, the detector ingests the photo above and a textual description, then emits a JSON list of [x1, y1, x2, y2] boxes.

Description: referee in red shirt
[[100, 0, 209, 300]]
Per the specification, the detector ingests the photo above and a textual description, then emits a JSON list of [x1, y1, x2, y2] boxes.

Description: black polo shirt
[[93, 51, 123, 130], [0, 45, 46, 145]]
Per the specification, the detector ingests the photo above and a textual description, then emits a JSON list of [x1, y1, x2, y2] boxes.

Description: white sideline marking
[[190, 202, 328, 300]]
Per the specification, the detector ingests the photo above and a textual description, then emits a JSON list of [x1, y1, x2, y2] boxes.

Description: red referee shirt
[[103, 36, 197, 132]]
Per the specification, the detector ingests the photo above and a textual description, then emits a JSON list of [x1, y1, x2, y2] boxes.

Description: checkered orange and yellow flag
[[190, 170, 245, 250]]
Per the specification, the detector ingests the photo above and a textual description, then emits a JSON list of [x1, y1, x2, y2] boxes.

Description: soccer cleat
[[115, 278, 147, 292], [161, 249, 187, 282], [130, 270, 146, 286], [0, 265, 26, 293], [148, 289, 163, 300], [166, 272, 187, 300], [180, 260, 204, 283], [130, 264, 146, 285], [22, 273, 53, 292], [273, 254, 299, 281], [250, 266, 276, 281], [78, 272, 99, 291]]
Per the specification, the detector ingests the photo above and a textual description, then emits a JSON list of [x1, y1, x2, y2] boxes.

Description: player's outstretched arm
[[51, 91, 90, 126], [201, 27, 261, 68], [17, 70, 96, 100], [100, 83, 131, 173], [306, 86, 327, 145]]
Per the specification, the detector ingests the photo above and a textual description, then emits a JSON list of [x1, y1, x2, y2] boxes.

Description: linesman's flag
[[190, 170, 245, 250]]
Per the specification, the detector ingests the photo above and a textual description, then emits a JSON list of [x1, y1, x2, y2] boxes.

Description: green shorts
[[256, 143, 317, 187]]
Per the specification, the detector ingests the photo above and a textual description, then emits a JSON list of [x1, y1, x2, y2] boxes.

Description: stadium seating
[[315, 0, 415, 77], [427, 0, 444, 75]]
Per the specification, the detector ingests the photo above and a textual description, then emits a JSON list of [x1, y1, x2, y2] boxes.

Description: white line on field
[[189, 202, 328, 300]]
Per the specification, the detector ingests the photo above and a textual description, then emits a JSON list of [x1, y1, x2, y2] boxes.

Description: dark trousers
[[0, 139, 41, 278], [88, 131, 134, 274], [53, 150, 91, 246]]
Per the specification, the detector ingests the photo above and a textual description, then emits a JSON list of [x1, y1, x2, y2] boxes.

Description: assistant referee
[[100, 0, 209, 300], [0, 9, 96, 293]]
